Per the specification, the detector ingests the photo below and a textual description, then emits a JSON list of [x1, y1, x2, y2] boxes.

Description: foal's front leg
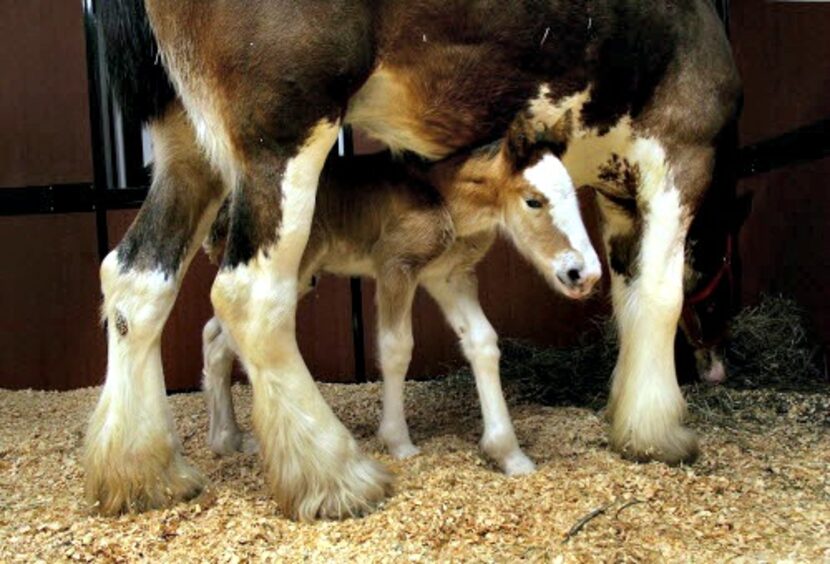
[[211, 121, 391, 521], [423, 272, 535, 476], [84, 105, 226, 514]]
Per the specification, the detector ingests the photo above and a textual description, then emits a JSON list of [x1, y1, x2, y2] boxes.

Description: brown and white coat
[[87, 0, 742, 520], [200, 131, 601, 476]]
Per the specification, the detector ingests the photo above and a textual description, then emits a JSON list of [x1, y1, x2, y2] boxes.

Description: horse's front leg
[[84, 104, 226, 514], [601, 150, 703, 465], [211, 120, 391, 521], [423, 271, 535, 476]]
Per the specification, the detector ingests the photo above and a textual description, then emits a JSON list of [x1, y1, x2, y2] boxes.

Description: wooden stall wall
[[731, 0, 830, 349], [0, 1, 99, 390], [2, 2, 829, 391], [0, 0, 93, 188], [0, 1, 354, 390]]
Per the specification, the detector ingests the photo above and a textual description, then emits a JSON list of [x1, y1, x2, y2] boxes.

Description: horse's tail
[[99, 0, 175, 123]]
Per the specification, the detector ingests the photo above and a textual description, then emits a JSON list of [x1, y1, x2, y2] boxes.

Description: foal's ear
[[504, 110, 573, 171]]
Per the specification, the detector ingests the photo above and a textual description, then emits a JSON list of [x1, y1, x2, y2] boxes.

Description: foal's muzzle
[[552, 251, 601, 300]]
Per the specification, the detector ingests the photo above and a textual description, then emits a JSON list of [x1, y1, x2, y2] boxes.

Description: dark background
[[1, 0, 828, 390]]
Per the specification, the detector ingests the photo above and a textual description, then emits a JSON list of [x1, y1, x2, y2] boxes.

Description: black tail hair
[[100, 0, 175, 122]]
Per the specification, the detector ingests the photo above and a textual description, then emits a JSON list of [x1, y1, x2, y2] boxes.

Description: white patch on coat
[[609, 177, 696, 461]]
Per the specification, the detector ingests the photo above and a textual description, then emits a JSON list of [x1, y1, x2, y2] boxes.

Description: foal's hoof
[[501, 450, 537, 476], [610, 424, 699, 466], [209, 430, 259, 456], [389, 442, 421, 460], [85, 450, 205, 515]]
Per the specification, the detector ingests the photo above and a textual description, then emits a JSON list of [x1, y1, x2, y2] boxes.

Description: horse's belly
[[346, 66, 448, 159], [346, 53, 535, 160]]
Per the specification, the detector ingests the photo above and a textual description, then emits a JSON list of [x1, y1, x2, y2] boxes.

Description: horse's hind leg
[[601, 144, 711, 465], [84, 104, 227, 514], [210, 120, 391, 521]]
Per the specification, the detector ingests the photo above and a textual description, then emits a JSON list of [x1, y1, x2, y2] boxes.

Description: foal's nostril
[[567, 269, 582, 284]]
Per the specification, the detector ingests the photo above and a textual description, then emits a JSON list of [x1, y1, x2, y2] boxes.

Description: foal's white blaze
[[522, 154, 602, 294]]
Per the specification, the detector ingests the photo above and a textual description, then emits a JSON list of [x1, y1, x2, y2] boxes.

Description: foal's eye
[[525, 199, 544, 209]]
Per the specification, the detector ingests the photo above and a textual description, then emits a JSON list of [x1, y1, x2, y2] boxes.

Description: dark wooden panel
[[738, 157, 830, 349], [730, 1, 830, 351], [731, 1, 830, 145], [0, 0, 93, 187], [0, 213, 105, 391], [296, 277, 356, 383]]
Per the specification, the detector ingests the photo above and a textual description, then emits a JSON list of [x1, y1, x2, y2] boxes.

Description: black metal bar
[[82, 0, 114, 260], [0, 185, 149, 216], [0, 184, 93, 216], [714, 0, 730, 36], [349, 278, 368, 383], [738, 118, 830, 178], [338, 126, 368, 383]]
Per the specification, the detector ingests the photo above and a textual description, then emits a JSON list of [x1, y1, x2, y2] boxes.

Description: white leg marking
[[376, 288, 419, 460], [609, 182, 697, 463], [212, 120, 391, 521], [85, 253, 204, 513], [424, 275, 535, 476], [202, 317, 257, 455]]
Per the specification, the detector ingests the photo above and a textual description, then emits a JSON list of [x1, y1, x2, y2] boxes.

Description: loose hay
[[1, 296, 828, 562]]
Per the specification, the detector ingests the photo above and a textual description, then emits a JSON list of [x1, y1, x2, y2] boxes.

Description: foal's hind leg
[[423, 271, 535, 476], [375, 272, 419, 460], [201, 317, 257, 456], [601, 145, 708, 465], [84, 105, 226, 514]]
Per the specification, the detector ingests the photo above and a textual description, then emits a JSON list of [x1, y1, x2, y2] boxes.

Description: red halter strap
[[681, 234, 734, 349]]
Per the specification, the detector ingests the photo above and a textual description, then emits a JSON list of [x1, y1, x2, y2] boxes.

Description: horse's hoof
[[610, 424, 699, 466], [268, 449, 393, 521], [315, 456, 394, 520], [85, 449, 205, 515]]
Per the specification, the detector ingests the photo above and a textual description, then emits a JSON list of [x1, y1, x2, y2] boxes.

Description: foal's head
[[438, 114, 602, 299]]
